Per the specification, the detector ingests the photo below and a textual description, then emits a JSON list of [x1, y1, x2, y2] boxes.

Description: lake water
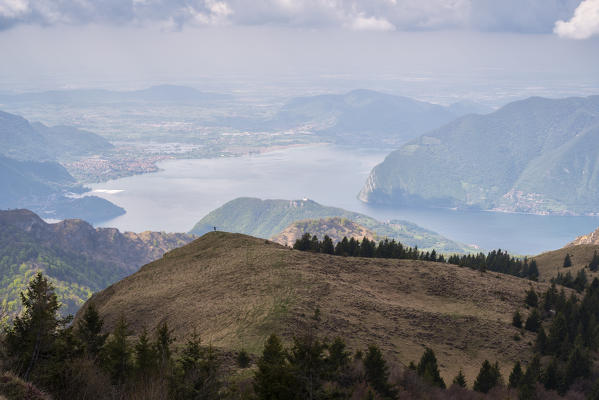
[[90, 145, 599, 255]]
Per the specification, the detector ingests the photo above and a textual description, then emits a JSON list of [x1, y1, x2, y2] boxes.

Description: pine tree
[[473, 360, 501, 393], [452, 369, 467, 388], [254, 334, 296, 399], [416, 347, 446, 388], [363, 345, 395, 398], [76, 303, 108, 359], [589, 251, 599, 272], [508, 361, 522, 388], [512, 311, 523, 328], [154, 321, 174, 370], [518, 355, 541, 400], [288, 333, 327, 399], [525, 288, 538, 308], [4, 272, 62, 380], [536, 327, 547, 354], [320, 235, 335, 255], [174, 332, 221, 399], [104, 315, 132, 385], [563, 254, 572, 268], [564, 345, 591, 388], [528, 260, 539, 281], [524, 309, 541, 333], [135, 327, 157, 379], [237, 349, 251, 368]]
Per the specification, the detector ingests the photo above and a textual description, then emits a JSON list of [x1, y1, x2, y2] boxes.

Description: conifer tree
[[363, 345, 395, 398], [135, 327, 157, 379], [528, 260, 539, 281], [589, 251, 599, 272], [525, 288, 538, 308], [563, 254, 572, 268], [508, 361, 522, 388], [524, 309, 541, 333], [320, 235, 335, 255], [416, 347, 446, 388], [452, 369, 466, 388], [104, 315, 132, 385], [4, 272, 62, 380], [76, 303, 108, 359], [473, 360, 501, 393], [153, 321, 174, 372], [237, 349, 250, 368], [254, 334, 296, 399]]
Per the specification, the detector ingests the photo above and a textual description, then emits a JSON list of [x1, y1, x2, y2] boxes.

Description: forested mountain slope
[[360, 96, 599, 215], [0, 209, 194, 315]]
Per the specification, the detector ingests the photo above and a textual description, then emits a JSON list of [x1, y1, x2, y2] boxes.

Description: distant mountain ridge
[[0, 110, 113, 161], [359, 95, 599, 215], [190, 197, 477, 253], [0, 209, 195, 315], [225, 89, 491, 146]]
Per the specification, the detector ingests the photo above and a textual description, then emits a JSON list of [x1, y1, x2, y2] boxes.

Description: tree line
[[293, 233, 539, 281]]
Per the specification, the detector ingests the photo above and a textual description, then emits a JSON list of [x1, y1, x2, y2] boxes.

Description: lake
[[90, 145, 599, 255]]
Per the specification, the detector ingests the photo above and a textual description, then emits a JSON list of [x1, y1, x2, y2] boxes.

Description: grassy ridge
[[83, 231, 554, 383]]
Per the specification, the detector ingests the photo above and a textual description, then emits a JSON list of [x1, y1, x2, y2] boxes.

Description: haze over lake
[[90, 145, 599, 255]]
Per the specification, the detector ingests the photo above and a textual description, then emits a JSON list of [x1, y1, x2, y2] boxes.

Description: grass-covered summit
[[189, 197, 477, 253]]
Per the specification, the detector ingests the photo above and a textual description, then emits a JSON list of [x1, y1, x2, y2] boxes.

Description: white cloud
[[0, 0, 29, 18], [554, 0, 599, 39], [349, 14, 395, 31]]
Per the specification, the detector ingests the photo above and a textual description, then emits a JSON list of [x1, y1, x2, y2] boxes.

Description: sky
[[0, 0, 598, 99]]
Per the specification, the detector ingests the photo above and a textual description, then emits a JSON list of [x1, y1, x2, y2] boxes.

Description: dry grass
[[81, 232, 554, 385], [534, 244, 599, 282]]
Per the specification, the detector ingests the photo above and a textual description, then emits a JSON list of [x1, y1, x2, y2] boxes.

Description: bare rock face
[[568, 227, 599, 247], [271, 217, 376, 247]]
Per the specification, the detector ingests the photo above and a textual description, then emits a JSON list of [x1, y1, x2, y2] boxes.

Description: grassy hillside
[[533, 244, 599, 283], [82, 231, 552, 384], [360, 95, 599, 215], [0, 209, 194, 316], [190, 197, 477, 253], [271, 217, 376, 247]]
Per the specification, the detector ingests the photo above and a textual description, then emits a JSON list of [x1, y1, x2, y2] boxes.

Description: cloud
[[348, 15, 395, 31], [0, 0, 585, 35], [554, 0, 599, 39], [0, 0, 29, 18]]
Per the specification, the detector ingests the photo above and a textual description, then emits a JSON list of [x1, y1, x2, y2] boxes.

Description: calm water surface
[[90, 145, 599, 255]]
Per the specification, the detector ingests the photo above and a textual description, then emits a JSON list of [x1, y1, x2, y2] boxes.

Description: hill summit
[[81, 231, 550, 383]]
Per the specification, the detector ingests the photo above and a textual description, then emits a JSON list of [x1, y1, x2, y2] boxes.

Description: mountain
[[0, 110, 113, 161], [0, 209, 195, 316], [189, 197, 477, 253], [0, 155, 124, 223], [359, 95, 599, 215], [0, 85, 230, 105], [80, 231, 552, 383], [225, 90, 490, 146], [271, 217, 376, 247]]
